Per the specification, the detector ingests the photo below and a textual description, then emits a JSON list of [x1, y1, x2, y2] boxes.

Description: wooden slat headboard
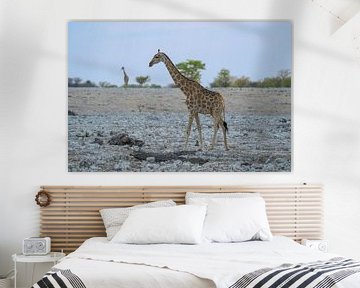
[[39, 184, 323, 253]]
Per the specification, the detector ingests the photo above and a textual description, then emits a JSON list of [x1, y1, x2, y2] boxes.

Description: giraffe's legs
[[213, 123, 220, 146], [219, 120, 229, 151], [194, 113, 203, 150], [210, 117, 229, 151], [210, 118, 220, 150], [184, 114, 194, 150]]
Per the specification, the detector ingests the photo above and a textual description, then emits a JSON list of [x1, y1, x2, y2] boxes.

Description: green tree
[[283, 77, 291, 87], [150, 84, 162, 88], [68, 77, 74, 87], [73, 77, 82, 87], [258, 69, 291, 88], [259, 77, 281, 88], [83, 80, 97, 87], [176, 60, 205, 82], [278, 69, 291, 80], [135, 76, 150, 86], [210, 69, 231, 87], [277, 69, 291, 87], [99, 81, 109, 88], [99, 81, 117, 88], [232, 76, 250, 87]]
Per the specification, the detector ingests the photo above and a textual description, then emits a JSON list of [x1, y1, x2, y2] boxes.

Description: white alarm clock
[[301, 239, 328, 252], [23, 237, 51, 255]]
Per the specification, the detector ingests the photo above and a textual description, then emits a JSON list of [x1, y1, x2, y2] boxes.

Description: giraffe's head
[[149, 49, 164, 67]]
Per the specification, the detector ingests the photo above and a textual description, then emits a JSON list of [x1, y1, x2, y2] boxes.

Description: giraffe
[[121, 66, 129, 87], [149, 49, 229, 150]]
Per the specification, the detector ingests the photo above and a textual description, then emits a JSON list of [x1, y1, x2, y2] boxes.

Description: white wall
[[1, 0, 360, 285]]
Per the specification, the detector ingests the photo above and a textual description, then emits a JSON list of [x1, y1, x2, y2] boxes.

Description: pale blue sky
[[68, 21, 292, 87]]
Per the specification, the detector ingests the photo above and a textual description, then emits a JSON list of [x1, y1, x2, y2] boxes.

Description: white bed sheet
[[54, 236, 360, 288], [55, 258, 214, 288]]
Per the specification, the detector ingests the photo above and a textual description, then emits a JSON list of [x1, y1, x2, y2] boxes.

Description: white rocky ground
[[68, 89, 291, 172], [68, 88, 291, 172]]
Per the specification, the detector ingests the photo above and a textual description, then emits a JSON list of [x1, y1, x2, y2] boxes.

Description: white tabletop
[[12, 252, 66, 263]]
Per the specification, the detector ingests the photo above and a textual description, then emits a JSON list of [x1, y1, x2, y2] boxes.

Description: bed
[[33, 185, 360, 288], [33, 236, 360, 288]]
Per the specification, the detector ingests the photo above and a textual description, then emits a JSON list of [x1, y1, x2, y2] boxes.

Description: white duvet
[[54, 237, 360, 288]]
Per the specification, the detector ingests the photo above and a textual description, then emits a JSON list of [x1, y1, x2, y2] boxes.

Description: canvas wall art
[[68, 21, 292, 172]]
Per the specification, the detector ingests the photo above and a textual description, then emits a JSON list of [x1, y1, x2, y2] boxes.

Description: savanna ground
[[68, 87, 291, 172]]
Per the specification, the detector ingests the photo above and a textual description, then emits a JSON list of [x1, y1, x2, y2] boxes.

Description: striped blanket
[[230, 258, 360, 288], [32, 268, 86, 288], [32, 258, 360, 288]]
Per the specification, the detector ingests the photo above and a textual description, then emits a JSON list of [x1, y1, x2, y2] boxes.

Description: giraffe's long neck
[[162, 54, 188, 89], [123, 70, 127, 77]]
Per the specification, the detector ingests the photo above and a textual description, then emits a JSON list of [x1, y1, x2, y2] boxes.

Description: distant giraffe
[[121, 66, 129, 87], [149, 49, 228, 150]]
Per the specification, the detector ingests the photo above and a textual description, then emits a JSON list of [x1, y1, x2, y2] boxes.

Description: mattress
[[34, 236, 360, 288]]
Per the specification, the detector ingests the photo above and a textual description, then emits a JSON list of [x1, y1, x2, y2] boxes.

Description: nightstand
[[301, 239, 328, 252], [12, 252, 65, 288]]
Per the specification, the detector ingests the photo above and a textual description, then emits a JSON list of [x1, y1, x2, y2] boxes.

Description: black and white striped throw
[[229, 257, 360, 288], [32, 268, 86, 288]]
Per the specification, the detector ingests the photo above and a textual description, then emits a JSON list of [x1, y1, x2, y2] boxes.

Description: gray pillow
[[186, 192, 260, 204], [100, 200, 176, 240]]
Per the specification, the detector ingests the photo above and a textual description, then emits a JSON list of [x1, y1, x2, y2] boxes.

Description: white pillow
[[111, 205, 207, 244], [100, 200, 176, 240], [202, 197, 272, 243], [186, 192, 259, 204]]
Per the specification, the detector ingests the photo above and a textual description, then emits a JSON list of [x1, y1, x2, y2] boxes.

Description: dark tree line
[[68, 78, 98, 87], [68, 76, 160, 88], [210, 69, 291, 88], [69, 62, 291, 89], [172, 59, 291, 88]]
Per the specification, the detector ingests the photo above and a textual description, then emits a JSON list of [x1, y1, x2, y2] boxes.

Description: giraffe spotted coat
[[149, 50, 228, 150]]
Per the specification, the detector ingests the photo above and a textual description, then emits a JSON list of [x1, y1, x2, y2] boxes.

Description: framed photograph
[[68, 21, 292, 172]]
